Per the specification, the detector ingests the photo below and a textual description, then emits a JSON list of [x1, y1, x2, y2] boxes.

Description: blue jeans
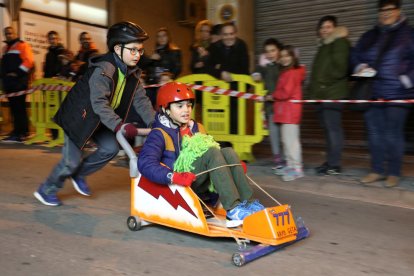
[[364, 104, 411, 176], [317, 103, 344, 167], [42, 127, 119, 194], [267, 114, 281, 156]]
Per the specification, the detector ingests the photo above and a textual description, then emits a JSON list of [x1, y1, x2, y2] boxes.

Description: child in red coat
[[272, 45, 306, 181]]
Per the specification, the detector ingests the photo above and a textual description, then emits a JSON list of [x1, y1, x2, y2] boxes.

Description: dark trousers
[[190, 147, 253, 210], [7, 94, 29, 136], [43, 127, 119, 194], [317, 103, 344, 167], [364, 104, 411, 176]]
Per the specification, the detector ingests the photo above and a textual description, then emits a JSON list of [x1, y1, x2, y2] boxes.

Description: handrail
[[116, 127, 151, 178]]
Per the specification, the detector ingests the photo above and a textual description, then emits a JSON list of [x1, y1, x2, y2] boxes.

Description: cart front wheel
[[232, 253, 245, 267], [127, 216, 142, 231]]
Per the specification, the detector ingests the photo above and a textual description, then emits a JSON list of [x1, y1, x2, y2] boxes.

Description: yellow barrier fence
[[177, 74, 268, 162], [25, 78, 74, 147], [23, 75, 268, 161]]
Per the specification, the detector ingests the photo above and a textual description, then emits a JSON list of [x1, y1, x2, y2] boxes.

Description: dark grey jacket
[[54, 52, 155, 149]]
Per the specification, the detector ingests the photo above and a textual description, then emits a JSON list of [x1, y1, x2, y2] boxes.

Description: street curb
[[248, 166, 414, 210]]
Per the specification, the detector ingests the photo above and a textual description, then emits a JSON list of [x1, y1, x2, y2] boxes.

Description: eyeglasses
[[123, 46, 144, 56], [379, 7, 398, 13]]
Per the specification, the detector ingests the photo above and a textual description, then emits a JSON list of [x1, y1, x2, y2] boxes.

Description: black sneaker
[[201, 205, 214, 219], [326, 166, 341, 175], [316, 164, 342, 176], [315, 162, 329, 175], [1, 135, 24, 143]]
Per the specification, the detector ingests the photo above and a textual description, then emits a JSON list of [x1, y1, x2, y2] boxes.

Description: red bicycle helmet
[[157, 82, 195, 111]]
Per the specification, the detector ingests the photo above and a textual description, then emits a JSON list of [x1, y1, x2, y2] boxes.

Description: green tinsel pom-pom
[[174, 133, 220, 172]]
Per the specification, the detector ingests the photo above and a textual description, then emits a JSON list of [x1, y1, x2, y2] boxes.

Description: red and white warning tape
[[188, 84, 264, 101], [1, 83, 413, 104], [120, 83, 265, 101], [147, 83, 414, 103], [0, 84, 72, 100], [291, 99, 414, 104]]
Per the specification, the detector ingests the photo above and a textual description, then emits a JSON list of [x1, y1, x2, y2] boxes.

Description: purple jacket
[[351, 17, 414, 99], [137, 113, 205, 185]]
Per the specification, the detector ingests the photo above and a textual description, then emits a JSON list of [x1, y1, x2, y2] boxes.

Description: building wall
[[237, 0, 254, 72], [110, 0, 197, 78], [110, 0, 257, 76]]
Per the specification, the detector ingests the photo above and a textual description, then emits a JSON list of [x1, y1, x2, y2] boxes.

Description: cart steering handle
[[116, 127, 151, 178]]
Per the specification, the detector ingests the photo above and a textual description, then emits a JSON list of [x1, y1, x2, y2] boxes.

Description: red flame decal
[[138, 176, 197, 218]]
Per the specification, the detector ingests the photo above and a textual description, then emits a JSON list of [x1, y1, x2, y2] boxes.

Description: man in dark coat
[[43, 31, 66, 78], [309, 16, 351, 176], [206, 22, 249, 82], [206, 22, 250, 134], [351, 0, 414, 187]]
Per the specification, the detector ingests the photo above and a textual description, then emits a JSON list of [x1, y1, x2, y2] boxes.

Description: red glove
[[115, 123, 138, 139], [172, 172, 196, 187], [240, 161, 247, 174]]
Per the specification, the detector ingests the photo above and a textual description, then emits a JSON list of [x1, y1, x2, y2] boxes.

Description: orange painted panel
[[243, 205, 298, 244], [130, 176, 299, 246]]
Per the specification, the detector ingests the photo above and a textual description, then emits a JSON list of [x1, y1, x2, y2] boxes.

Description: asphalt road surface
[[0, 145, 413, 276]]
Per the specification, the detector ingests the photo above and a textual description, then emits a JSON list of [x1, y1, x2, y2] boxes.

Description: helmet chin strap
[[117, 44, 125, 62]]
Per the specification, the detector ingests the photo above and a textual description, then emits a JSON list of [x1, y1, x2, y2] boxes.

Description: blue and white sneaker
[[34, 185, 62, 206], [282, 168, 304, 182], [70, 177, 91, 196], [247, 199, 265, 212], [226, 202, 254, 228], [273, 166, 287, 176]]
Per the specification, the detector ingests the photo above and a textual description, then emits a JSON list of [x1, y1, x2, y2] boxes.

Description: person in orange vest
[[1, 26, 34, 143]]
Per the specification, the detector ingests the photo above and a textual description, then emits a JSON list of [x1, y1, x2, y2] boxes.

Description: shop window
[[22, 0, 67, 17], [69, 0, 107, 26]]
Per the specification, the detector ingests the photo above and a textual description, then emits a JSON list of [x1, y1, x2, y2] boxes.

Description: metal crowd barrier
[[177, 74, 268, 162], [23, 75, 268, 162], [25, 78, 74, 147]]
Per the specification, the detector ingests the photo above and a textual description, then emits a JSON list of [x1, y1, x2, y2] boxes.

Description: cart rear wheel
[[127, 216, 142, 231], [232, 253, 245, 267]]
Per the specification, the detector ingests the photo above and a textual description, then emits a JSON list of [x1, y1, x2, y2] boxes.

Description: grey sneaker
[[282, 168, 304, 182]]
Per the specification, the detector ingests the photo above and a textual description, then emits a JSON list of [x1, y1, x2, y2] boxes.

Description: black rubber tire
[[232, 253, 245, 267], [127, 216, 142, 231]]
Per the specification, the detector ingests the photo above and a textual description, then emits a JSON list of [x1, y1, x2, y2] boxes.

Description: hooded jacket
[[254, 59, 281, 116], [273, 65, 306, 124], [138, 113, 206, 185], [351, 17, 414, 100], [309, 26, 351, 100], [54, 52, 155, 149]]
